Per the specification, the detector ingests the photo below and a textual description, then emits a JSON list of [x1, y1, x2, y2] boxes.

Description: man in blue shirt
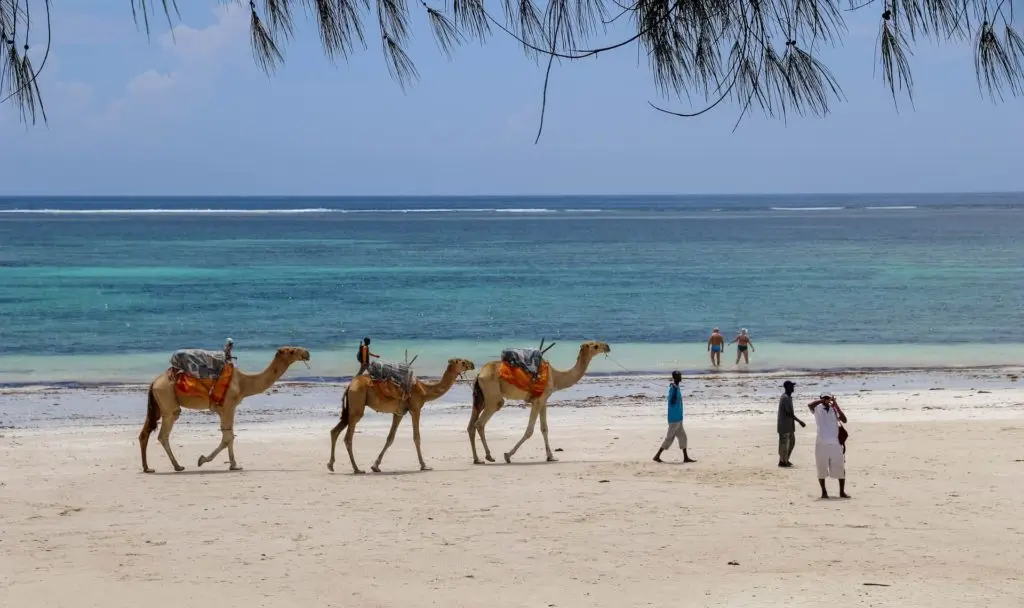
[[654, 370, 696, 463]]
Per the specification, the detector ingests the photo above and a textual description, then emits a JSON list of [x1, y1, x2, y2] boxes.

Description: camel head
[[446, 358, 476, 376], [579, 341, 611, 361], [276, 346, 311, 366]]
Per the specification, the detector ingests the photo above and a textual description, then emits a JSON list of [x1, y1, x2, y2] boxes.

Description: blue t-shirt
[[666, 383, 683, 423]]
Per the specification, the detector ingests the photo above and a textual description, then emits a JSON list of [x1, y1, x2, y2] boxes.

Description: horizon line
[[1, 190, 1022, 199]]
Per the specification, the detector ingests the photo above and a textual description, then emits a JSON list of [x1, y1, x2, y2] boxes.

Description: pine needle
[[250, 4, 284, 74], [424, 3, 463, 58]]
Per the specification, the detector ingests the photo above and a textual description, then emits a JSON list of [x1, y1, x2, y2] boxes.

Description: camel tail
[[472, 378, 484, 412], [142, 383, 159, 436], [340, 388, 350, 427]]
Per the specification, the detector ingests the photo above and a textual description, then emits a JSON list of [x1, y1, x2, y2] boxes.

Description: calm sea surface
[[1, 193, 1022, 384]]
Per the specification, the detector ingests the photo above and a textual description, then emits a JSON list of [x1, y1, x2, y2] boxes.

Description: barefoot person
[[809, 393, 849, 498], [707, 328, 725, 368], [730, 328, 755, 365], [777, 380, 806, 467], [654, 370, 696, 463]]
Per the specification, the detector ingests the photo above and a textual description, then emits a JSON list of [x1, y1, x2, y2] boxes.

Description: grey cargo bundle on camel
[[169, 349, 229, 380], [501, 348, 545, 378], [367, 360, 416, 394]]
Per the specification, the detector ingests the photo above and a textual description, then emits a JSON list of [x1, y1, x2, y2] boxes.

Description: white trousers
[[815, 442, 845, 479], [660, 422, 687, 450]]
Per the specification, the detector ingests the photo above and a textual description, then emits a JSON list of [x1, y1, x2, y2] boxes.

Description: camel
[[467, 340, 611, 464], [138, 346, 311, 473], [327, 357, 476, 474]]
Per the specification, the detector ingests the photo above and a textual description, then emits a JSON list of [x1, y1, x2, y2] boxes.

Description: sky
[[0, 0, 1021, 196]]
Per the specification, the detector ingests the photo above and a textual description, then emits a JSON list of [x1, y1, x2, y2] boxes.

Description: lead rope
[[605, 353, 631, 374]]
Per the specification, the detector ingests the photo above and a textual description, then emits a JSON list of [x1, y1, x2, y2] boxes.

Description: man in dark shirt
[[777, 380, 805, 467]]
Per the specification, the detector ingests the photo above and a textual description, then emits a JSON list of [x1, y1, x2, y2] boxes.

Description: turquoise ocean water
[[1, 193, 1022, 386]]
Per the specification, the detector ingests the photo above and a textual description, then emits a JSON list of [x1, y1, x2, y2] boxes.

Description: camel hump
[[501, 348, 543, 376], [170, 349, 229, 380], [367, 360, 416, 393]]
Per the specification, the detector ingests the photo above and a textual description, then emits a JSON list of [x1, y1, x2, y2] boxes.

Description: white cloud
[[53, 81, 95, 107], [159, 2, 251, 66], [0, 2, 250, 128], [78, 2, 251, 129], [126, 69, 179, 96]]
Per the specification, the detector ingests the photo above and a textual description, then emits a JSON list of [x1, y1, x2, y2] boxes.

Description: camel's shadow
[[500, 460, 572, 467], [147, 468, 305, 476], [359, 469, 429, 476]]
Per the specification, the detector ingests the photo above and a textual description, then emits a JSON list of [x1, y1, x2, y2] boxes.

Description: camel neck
[[550, 350, 592, 391], [421, 366, 460, 401], [237, 355, 289, 397]]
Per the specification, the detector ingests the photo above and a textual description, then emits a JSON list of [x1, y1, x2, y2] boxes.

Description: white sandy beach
[[2, 370, 1023, 607]]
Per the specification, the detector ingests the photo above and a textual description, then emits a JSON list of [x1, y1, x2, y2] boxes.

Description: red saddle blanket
[[170, 363, 235, 407], [498, 361, 550, 398]]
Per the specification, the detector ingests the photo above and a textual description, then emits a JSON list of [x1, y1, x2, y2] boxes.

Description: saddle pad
[[499, 360, 550, 398], [171, 363, 235, 407], [367, 360, 416, 394], [372, 380, 406, 401], [169, 349, 228, 380], [501, 348, 544, 377]]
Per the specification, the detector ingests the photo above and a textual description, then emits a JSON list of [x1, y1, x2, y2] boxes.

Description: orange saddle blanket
[[498, 361, 550, 398], [371, 379, 407, 401], [171, 363, 235, 407]]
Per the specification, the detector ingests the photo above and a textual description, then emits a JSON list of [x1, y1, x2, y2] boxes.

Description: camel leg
[[410, 407, 431, 471], [139, 426, 153, 473], [223, 406, 242, 471], [476, 405, 500, 463], [225, 431, 241, 471], [504, 403, 540, 463], [371, 413, 403, 473], [157, 409, 185, 472], [344, 409, 365, 475], [467, 406, 482, 464], [198, 406, 240, 470], [327, 417, 347, 472], [197, 429, 231, 469], [539, 404, 557, 462]]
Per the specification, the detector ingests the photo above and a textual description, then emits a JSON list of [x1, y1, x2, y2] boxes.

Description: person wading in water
[[707, 328, 725, 368], [730, 328, 755, 365]]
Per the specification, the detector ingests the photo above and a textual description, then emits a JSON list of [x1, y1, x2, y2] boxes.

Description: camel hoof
[[547, 456, 559, 463], [327, 461, 335, 472], [143, 468, 154, 474], [371, 464, 382, 473], [197, 456, 207, 467], [174, 465, 185, 472], [473, 459, 485, 465], [485, 455, 495, 463], [353, 469, 366, 475], [229, 465, 243, 471], [503, 453, 512, 464], [420, 465, 433, 471]]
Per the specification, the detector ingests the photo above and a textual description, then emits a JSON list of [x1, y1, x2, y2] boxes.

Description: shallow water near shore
[[1, 341, 1022, 387]]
